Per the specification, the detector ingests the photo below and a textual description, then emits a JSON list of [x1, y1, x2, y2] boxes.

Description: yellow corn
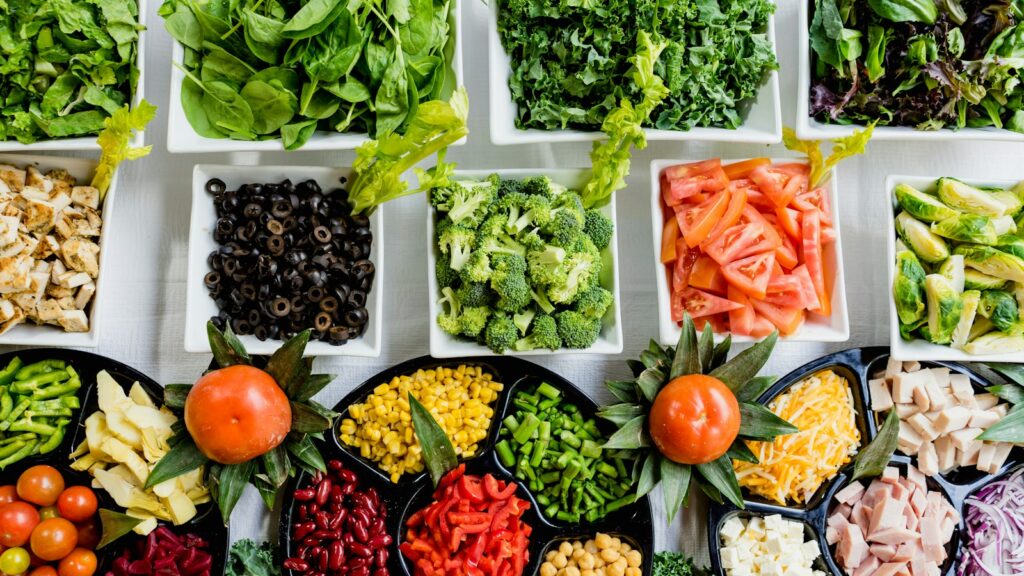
[[338, 364, 503, 481]]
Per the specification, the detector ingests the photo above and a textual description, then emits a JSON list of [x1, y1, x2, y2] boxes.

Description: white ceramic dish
[[886, 174, 1024, 362], [0, 154, 116, 347], [795, 1, 1024, 142], [186, 164, 382, 357], [166, 4, 464, 153], [650, 158, 850, 345], [426, 168, 623, 358], [486, 1, 781, 145], [0, 0, 148, 152]]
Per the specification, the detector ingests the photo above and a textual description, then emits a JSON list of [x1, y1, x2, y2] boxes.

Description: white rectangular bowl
[[186, 164, 382, 357], [427, 169, 623, 358], [887, 174, 1024, 362], [167, 4, 464, 153], [0, 154, 117, 347], [796, 1, 1024, 142], [650, 158, 850, 345], [487, 1, 781, 145], [0, 0, 147, 151]]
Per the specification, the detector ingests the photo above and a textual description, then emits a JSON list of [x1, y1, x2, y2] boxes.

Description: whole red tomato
[[58, 548, 95, 576], [0, 502, 40, 547], [56, 489, 96, 524], [0, 486, 18, 506], [17, 467, 64, 507], [30, 518, 77, 561], [185, 365, 292, 464], [648, 374, 740, 465]]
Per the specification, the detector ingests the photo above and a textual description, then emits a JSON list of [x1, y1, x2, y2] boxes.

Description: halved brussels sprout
[[979, 290, 1020, 332], [991, 191, 1023, 217], [952, 290, 981, 349], [964, 268, 1008, 290], [937, 255, 965, 294], [993, 215, 1018, 236], [1014, 282, 1024, 312], [894, 250, 927, 324], [964, 331, 1024, 355], [956, 244, 1024, 283], [897, 212, 950, 263], [931, 213, 998, 245], [996, 234, 1024, 259], [894, 183, 957, 222], [937, 177, 1007, 217], [924, 274, 963, 344], [970, 315, 995, 341], [900, 318, 926, 341]]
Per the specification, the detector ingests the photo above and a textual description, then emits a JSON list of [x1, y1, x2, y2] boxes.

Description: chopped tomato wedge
[[792, 264, 822, 311], [745, 187, 774, 209], [676, 188, 730, 247], [774, 162, 811, 177], [802, 210, 831, 317], [672, 243, 699, 293], [690, 256, 727, 294], [661, 218, 680, 264], [727, 286, 756, 336], [704, 184, 748, 244], [764, 274, 815, 310], [775, 234, 799, 270], [749, 165, 789, 207], [740, 205, 782, 247], [792, 186, 833, 225], [661, 160, 729, 207], [771, 259, 784, 277], [721, 251, 775, 300], [693, 314, 728, 333], [750, 299, 804, 335], [722, 158, 771, 180], [750, 315, 777, 337], [671, 288, 743, 322], [704, 221, 780, 265], [774, 206, 802, 240], [821, 224, 837, 245]]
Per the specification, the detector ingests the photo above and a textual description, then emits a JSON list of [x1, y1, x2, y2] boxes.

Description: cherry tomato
[[29, 519, 76, 562], [57, 549, 95, 576], [29, 566, 57, 576], [0, 487, 17, 507], [0, 547, 30, 575], [72, 522, 98, 552], [0, 503, 40, 548], [35, 509, 57, 522], [648, 374, 741, 465], [16, 468, 64, 508], [54, 490, 94, 526]]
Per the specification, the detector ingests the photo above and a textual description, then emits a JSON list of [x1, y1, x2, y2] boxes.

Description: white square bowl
[[886, 174, 1024, 362], [426, 168, 623, 358], [185, 164, 382, 357], [486, 1, 781, 145], [0, 0, 147, 151], [0, 153, 117, 347], [795, 1, 1024, 142], [650, 158, 850, 345], [166, 4, 464, 153]]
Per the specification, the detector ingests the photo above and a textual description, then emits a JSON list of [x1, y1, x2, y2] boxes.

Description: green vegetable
[[937, 255, 966, 294], [227, 539, 279, 576], [97, 509, 143, 549], [937, 178, 1007, 217], [924, 274, 963, 344], [966, 332, 1024, 355], [957, 244, 1024, 283], [952, 290, 981, 349], [965, 268, 1008, 290], [92, 100, 157, 199], [161, 0, 456, 148], [979, 290, 1020, 332], [895, 183, 958, 222], [931, 214, 1000, 245], [652, 552, 711, 576], [0, 0, 141, 144], [868, 0, 938, 24], [782, 124, 875, 188], [897, 212, 950, 263], [893, 250, 927, 325], [0, 358, 79, 468]]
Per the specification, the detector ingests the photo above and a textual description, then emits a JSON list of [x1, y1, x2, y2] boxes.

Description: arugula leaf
[[348, 87, 468, 215], [92, 99, 158, 199], [782, 122, 875, 188]]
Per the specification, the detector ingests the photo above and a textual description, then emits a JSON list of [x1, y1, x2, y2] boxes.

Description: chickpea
[[594, 533, 613, 549], [584, 541, 599, 554], [625, 568, 642, 576], [607, 564, 625, 576], [613, 558, 628, 573], [579, 553, 596, 570], [582, 571, 596, 576], [564, 568, 581, 576], [625, 550, 642, 568], [553, 553, 568, 569], [547, 551, 558, 562], [560, 542, 575, 556], [599, 548, 620, 564], [540, 564, 557, 576], [573, 541, 583, 550]]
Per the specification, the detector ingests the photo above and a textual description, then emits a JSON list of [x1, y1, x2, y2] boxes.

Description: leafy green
[[0, 0, 142, 144], [851, 407, 899, 481], [496, 0, 776, 133], [227, 540, 279, 576], [868, 0, 938, 24], [652, 552, 711, 576], [92, 99, 157, 198], [409, 392, 457, 487], [160, 0, 456, 148]]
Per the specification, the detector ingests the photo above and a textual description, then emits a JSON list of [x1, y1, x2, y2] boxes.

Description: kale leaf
[[226, 539, 279, 576]]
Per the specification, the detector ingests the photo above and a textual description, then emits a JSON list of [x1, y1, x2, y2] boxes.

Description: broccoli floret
[[518, 230, 546, 252], [476, 214, 506, 242], [491, 254, 531, 312], [478, 232, 527, 258], [513, 307, 536, 335], [547, 248, 602, 305], [544, 210, 584, 247], [509, 195, 554, 233], [438, 225, 476, 271], [430, 184, 454, 209], [575, 286, 613, 320], [435, 252, 460, 289], [447, 181, 496, 227], [514, 314, 562, 351], [521, 176, 568, 198], [532, 288, 556, 314], [484, 312, 519, 353], [457, 282, 492, 308], [498, 177, 526, 197], [437, 286, 491, 338], [583, 209, 614, 250], [555, 310, 601, 349], [435, 217, 453, 243], [526, 244, 567, 286], [461, 251, 493, 283]]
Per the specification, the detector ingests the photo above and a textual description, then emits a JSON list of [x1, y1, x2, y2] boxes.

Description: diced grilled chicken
[[62, 238, 100, 277], [71, 186, 100, 209], [75, 282, 95, 310], [0, 166, 26, 192], [0, 256, 32, 294], [0, 307, 25, 334], [24, 198, 57, 234], [0, 215, 18, 246], [57, 309, 88, 332]]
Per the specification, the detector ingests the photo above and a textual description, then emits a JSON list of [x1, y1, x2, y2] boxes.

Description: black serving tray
[[278, 355, 655, 576], [707, 346, 1022, 576], [0, 348, 228, 576]]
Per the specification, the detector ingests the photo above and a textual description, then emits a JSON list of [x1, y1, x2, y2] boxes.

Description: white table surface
[[4, 0, 1024, 567]]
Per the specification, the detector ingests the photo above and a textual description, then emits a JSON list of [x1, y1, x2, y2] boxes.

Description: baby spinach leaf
[[281, 118, 318, 150], [374, 53, 410, 136], [280, 0, 345, 40], [241, 79, 297, 134], [242, 9, 286, 65]]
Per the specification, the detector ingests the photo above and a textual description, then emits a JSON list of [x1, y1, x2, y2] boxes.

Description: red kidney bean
[[283, 558, 309, 572], [352, 523, 368, 543], [374, 549, 386, 568], [368, 534, 391, 549], [328, 541, 345, 570], [341, 482, 355, 496], [293, 522, 315, 541], [315, 478, 332, 506], [373, 570, 387, 576], [294, 488, 315, 501], [349, 543, 371, 559], [317, 548, 328, 572], [370, 518, 385, 537], [314, 511, 330, 530], [328, 459, 343, 471], [308, 503, 319, 515]]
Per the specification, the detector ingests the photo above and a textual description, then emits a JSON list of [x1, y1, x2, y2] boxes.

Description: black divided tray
[[0, 348, 228, 576], [278, 355, 655, 576], [707, 346, 1023, 576]]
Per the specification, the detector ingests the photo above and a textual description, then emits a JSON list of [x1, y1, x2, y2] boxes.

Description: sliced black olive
[[344, 307, 368, 328], [206, 178, 227, 195], [271, 297, 291, 317], [203, 271, 221, 289]]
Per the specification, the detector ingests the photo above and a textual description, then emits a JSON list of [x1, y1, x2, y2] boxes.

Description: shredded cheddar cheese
[[733, 370, 861, 505]]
